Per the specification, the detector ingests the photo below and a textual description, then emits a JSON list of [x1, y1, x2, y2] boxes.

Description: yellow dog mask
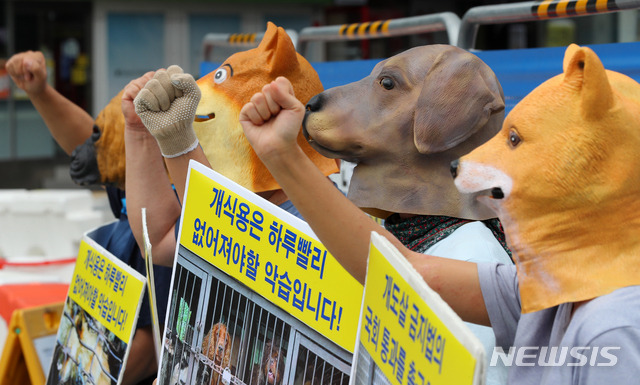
[[194, 22, 338, 192], [453, 44, 640, 313]]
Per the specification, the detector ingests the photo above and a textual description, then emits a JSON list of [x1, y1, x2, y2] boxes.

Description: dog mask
[[194, 22, 338, 192], [303, 44, 504, 219], [453, 44, 640, 313], [70, 89, 127, 189], [70, 22, 338, 191]]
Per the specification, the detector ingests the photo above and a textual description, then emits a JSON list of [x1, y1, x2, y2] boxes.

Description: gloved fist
[[134, 65, 201, 158]]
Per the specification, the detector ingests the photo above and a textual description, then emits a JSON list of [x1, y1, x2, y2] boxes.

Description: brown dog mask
[[303, 44, 504, 219], [70, 22, 338, 192], [454, 44, 640, 313]]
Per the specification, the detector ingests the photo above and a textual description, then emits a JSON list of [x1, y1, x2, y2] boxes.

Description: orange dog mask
[[70, 89, 126, 188], [453, 44, 640, 313], [70, 22, 338, 191], [194, 22, 338, 192]]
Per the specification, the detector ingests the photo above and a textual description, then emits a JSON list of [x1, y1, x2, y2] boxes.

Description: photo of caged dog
[[202, 322, 233, 385], [49, 300, 124, 385], [251, 340, 285, 385]]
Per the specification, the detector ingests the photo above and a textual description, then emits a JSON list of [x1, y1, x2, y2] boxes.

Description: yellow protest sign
[[354, 232, 485, 385], [68, 238, 145, 343], [178, 160, 363, 353], [46, 230, 147, 385]]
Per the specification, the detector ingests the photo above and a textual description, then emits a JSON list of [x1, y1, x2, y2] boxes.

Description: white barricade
[[0, 189, 109, 283]]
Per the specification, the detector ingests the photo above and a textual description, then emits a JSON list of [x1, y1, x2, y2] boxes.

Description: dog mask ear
[[260, 21, 300, 76], [413, 48, 504, 154], [562, 45, 614, 118]]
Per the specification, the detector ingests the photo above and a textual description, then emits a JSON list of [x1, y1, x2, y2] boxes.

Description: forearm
[[264, 148, 489, 323], [125, 129, 181, 266], [29, 85, 94, 155], [407, 254, 489, 326], [260, 146, 404, 283], [121, 326, 158, 385], [164, 146, 211, 206], [239, 77, 489, 325]]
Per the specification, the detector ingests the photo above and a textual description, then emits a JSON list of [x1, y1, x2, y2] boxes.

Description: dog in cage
[[53, 301, 115, 385], [251, 340, 285, 385], [169, 337, 191, 385], [159, 329, 177, 385], [202, 322, 232, 384]]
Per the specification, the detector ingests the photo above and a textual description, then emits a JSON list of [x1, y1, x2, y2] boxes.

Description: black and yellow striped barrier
[[532, 0, 620, 18], [297, 13, 461, 55], [458, 0, 640, 49], [201, 30, 298, 62], [337, 20, 391, 38], [227, 33, 258, 45]]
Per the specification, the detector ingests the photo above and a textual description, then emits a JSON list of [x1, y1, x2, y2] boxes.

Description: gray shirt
[[425, 222, 512, 385], [478, 263, 640, 384]]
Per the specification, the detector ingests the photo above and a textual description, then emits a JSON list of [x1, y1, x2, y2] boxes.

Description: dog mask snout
[[452, 159, 512, 202], [450, 159, 459, 179], [491, 187, 505, 199], [306, 93, 324, 112], [70, 127, 102, 187]]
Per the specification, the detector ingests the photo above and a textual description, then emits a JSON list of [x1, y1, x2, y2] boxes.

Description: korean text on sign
[[179, 162, 363, 353], [358, 234, 482, 385], [69, 239, 145, 343]]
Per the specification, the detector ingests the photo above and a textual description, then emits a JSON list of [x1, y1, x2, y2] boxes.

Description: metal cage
[[48, 299, 126, 385], [158, 246, 352, 385], [352, 344, 393, 385]]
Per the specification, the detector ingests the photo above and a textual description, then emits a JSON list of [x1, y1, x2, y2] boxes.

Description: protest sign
[[142, 207, 162, 362], [351, 232, 485, 385], [157, 160, 361, 385], [177, 160, 363, 352], [45, 229, 146, 385]]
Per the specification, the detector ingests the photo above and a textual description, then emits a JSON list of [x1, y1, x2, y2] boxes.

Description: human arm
[[5, 50, 93, 155], [161, 144, 210, 206], [239, 77, 490, 325], [121, 326, 158, 385], [122, 71, 182, 266], [132, 66, 210, 205]]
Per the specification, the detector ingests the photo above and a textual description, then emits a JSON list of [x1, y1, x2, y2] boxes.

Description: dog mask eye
[[379, 77, 394, 90], [509, 129, 522, 147], [214, 68, 228, 84]]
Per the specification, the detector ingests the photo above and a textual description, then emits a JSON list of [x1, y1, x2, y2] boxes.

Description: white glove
[[134, 65, 201, 157]]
